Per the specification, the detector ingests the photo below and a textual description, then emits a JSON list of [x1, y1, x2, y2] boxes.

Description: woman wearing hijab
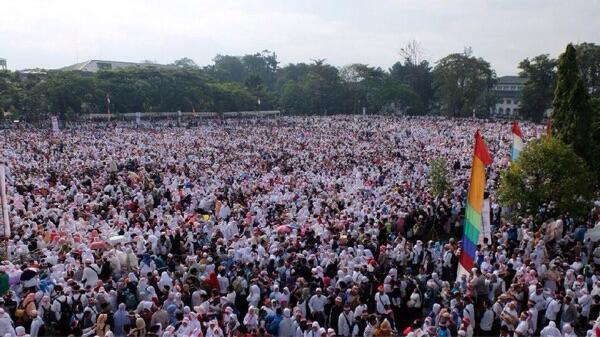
[[243, 306, 259, 332], [540, 321, 562, 337], [129, 317, 147, 337], [96, 313, 110, 337], [158, 272, 173, 293], [374, 319, 392, 337], [114, 303, 131, 337]]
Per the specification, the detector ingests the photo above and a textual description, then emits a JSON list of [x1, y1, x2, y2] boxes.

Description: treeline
[[0, 43, 599, 121]]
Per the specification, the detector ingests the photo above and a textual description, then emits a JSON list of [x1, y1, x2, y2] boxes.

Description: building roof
[[60, 59, 169, 72], [496, 75, 526, 85]]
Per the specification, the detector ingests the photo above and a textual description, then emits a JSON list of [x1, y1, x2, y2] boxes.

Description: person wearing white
[[247, 284, 261, 307], [278, 308, 294, 337], [544, 297, 561, 323], [374, 287, 391, 315], [338, 306, 355, 337], [82, 260, 100, 288], [0, 308, 16, 337], [540, 321, 562, 337], [29, 311, 44, 337], [308, 289, 327, 317]]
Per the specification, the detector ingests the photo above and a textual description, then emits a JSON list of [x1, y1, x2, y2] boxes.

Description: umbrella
[[276, 225, 291, 234], [20, 268, 37, 282], [108, 235, 128, 245], [90, 241, 107, 250]]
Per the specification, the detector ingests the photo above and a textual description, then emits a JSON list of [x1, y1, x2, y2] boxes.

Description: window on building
[[507, 99, 512, 105], [506, 108, 511, 114], [498, 107, 504, 114]]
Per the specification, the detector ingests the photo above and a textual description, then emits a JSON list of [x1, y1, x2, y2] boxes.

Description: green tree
[[389, 60, 434, 113], [0, 71, 20, 119], [279, 80, 308, 114], [208, 55, 247, 83], [433, 49, 496, 117], [498, 137, 595, 221], [429, 157, 451, 197], [171, 57, 199, 69], [339, 64, 387, 114], [552, 44, 594, 162], [518, 54, 557, 122], [303, 59, 345, 115], [574, 43, 600, 96], [590, 97, 600, 173]]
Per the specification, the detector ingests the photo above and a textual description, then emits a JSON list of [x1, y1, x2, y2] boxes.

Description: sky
[[1, 0, 599, 76]]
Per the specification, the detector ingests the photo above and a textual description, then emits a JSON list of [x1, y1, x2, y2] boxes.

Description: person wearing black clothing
[[328, 297, 344, 334]]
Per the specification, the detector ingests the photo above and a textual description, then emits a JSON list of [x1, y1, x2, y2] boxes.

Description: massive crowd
[[0, 116, 599, 337]]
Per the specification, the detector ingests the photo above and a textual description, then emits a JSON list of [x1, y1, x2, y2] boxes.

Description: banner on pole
[[51, 116, 59, 133], [136, 111, 141, 125]]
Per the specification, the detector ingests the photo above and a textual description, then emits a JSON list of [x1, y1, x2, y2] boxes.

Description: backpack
[[55, 298, 72, 325], [267, 316, 282, 335], [124, 289, 138, 310], [71, 294, 84, 314]]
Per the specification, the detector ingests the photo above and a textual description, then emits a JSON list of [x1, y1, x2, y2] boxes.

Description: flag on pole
[[511, 120, 524, 161], [457, 130, 493, 280]]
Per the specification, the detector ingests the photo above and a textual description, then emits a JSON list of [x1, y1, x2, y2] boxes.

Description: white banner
[[0, 163, 9, 237], [136, 111, 141, 125], [51, 116, 59, 133], [479, 198, 491, 244]]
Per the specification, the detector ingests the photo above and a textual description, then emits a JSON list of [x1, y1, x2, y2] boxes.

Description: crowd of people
[[0, 116, 598, 337]]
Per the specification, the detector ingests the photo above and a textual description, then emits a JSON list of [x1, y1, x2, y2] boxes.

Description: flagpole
[[106, 93, 111, 122], [0, 160, 9, 260]]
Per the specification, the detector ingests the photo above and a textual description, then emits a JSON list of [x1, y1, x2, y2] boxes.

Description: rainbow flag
[[511, 121, 524, 161], [458, 130, 492, 279]]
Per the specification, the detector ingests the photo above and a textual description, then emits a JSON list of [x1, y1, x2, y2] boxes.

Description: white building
[[60, 59, 170, 73], [492, 76, 526, 117]]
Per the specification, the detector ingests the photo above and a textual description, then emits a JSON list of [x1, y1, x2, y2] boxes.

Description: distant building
[[492, 76, 526, 117], [60, 59, 170, 73], [0, 58, 6, 70]]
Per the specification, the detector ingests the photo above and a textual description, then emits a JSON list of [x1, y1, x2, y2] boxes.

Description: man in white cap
[[308, 288, 326, 326]]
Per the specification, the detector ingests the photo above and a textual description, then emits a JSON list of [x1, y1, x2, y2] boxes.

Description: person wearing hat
[[308, 288, 326, 327], [374, 285, 390, 316], [328, 296, 344, 333]]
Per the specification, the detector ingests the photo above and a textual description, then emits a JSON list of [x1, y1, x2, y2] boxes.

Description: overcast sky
[[1, 0, 599, 75]]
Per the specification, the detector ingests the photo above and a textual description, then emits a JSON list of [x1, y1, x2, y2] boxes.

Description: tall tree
[[171, 57, 199, 69], [574, 43, 600, 96], [518, 54, 557, 122], [552, 43, 593, 162], [389, 60, 434, 114], [433, 50, 496, 117]]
